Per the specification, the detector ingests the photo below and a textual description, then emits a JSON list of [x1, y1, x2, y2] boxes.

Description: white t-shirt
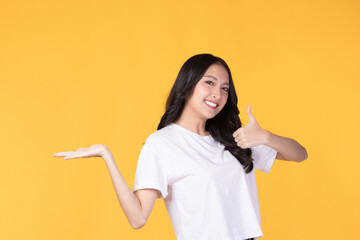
[[133, 123, 277, 240]]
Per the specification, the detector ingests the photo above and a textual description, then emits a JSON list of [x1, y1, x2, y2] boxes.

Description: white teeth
[[205, 100, 217, 107]]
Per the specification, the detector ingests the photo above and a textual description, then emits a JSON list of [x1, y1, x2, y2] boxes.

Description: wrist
[[101, 149, 114, 163], [263, 130, 273, 145]]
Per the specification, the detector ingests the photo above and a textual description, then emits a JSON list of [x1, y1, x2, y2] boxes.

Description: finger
[[235, 138, 245, 145], [232, 130, 237, 138], [233, 128, 241, 138], [54, 152, 75, 157], [238, 142, 249, 149], [63, 153, 87, 160], [54, 151, 75, 155], [234, 136, 243, 142], [234, 130, 244, 141], [247, 104, 258, 125], [247, 105, 253, 121]]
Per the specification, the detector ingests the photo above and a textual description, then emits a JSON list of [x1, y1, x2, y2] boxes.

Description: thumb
[[247, 104, 256, 124]]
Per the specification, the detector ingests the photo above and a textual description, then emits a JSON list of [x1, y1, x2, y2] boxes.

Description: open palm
[[53, 144, 109, 160]]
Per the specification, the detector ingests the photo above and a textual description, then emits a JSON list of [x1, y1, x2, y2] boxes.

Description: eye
[[222, 87, 229, 92], [205, 81, 214, 86]]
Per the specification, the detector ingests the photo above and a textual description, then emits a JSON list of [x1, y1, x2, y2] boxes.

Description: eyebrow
[[203, 75, 230, 85]]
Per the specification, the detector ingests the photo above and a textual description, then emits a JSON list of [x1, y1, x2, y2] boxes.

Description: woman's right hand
[[54, 143, 157, 229], [53, 144, 110, 160]]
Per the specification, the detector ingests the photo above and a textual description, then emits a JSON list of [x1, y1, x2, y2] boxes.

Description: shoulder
[[143, 124, 176, 149]]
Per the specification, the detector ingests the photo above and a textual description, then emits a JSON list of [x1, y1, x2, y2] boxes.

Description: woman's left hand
[[232, 105, 270, 149]]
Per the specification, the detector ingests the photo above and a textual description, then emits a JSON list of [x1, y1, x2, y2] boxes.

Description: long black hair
[[157, 53, 254, 173]]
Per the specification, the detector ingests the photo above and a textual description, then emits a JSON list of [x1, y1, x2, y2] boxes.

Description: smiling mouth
[[204, 100, 218, 108]]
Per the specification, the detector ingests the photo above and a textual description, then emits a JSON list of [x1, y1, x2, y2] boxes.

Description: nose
[[212, 87, 221, 99]]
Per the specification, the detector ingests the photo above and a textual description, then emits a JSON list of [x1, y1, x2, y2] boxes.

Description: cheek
[[222, 92, 229, 102], [194, 85, 209, 99]]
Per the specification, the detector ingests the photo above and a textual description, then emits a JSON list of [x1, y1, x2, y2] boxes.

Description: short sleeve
[[251, 144, 278, 174], [133, 144, 169, 199]]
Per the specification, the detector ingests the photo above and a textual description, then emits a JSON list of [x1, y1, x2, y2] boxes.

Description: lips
[[204, 100, 218, 108], [205, 100, 219, 105]]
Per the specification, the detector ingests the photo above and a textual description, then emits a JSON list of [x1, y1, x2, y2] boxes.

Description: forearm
[[102, 151, 145, 229], [264, 130, 308, 162]]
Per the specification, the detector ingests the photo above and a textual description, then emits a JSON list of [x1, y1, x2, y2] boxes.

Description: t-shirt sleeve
[[133, 143, 169, 199], [251, 144, 278, 174]]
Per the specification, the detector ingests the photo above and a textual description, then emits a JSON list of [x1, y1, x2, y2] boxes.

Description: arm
[[102, 150, 159, 229], [232, 105, 308, 163], [264, 130, 308, 162], [54, 144, 158, 229]]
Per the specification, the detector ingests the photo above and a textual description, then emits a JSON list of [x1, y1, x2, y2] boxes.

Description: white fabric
[[133, 123, 277, 240]]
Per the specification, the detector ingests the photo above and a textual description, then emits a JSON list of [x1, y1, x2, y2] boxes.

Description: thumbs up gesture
[[232, 105, 270, 149]]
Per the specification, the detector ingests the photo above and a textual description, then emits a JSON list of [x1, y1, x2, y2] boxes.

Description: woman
[[54, 53, 308, 240]]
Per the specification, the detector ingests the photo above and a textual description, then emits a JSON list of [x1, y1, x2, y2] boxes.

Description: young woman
[[54, 53, 308, 240]]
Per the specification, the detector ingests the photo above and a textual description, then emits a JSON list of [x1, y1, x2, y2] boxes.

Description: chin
[[206, 113, 219, 119], [202, 109, 221, 120]]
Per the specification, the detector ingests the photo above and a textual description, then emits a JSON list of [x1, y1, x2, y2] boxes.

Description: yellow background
[[1, 0, 359, 239]]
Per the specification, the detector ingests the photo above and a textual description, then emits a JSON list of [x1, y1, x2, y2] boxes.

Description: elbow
[[131, 223, 144, 230], [302, 148, 308, 161], [296, 148, 308, 163], [130, 218, 146, 230]]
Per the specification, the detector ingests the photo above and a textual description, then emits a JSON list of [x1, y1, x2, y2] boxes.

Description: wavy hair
[[157, 53, 254, 173]]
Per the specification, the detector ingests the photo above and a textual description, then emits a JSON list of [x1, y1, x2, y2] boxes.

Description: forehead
[[202, 63, 230, 84]]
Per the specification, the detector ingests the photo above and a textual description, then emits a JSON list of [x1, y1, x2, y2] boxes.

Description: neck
[[174, 108, 209, 136]]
